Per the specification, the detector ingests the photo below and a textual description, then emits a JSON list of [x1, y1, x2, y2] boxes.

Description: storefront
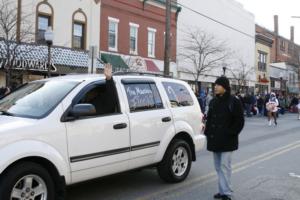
[[0, 42, 103, 88]]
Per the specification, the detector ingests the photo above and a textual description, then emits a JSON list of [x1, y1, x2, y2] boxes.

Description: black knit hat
[[215, 76, 231, 92]]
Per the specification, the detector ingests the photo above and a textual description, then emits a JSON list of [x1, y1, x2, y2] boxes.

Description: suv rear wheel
[[157, 139, 192, 183], [0, 162, 56, 200]]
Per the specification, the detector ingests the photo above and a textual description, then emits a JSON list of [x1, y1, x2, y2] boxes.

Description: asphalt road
[[67, 114, 300, 200]]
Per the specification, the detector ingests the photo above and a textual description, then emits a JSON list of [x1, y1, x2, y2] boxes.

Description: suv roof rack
[[113, 71, 173, 78]]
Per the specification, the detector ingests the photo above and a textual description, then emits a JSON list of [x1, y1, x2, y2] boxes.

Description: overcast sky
[[235, 0, 300, 44]]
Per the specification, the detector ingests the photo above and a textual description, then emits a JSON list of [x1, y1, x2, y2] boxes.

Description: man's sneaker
[[221, 195, 232, 200], [214, 193, 223, 199]]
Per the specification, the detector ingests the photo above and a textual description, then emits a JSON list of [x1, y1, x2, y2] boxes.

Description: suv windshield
[[0, 81, 79, 119]]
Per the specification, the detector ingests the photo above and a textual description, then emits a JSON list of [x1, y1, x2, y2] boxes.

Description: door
[[64, 81, 130, 183], [121, 79, 175, 169]]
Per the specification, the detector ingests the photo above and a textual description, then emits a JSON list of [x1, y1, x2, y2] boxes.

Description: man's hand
[[104, 63, 113, 80]]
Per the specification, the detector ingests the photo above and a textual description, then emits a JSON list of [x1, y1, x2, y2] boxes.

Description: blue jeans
[[213, 152, 233, 196]]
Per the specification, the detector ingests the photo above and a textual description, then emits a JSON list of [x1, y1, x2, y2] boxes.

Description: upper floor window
[[72, 9, 87, 50], [280, 40, 286, 51], [148, 28, 156, 58], [258, 51, 267, 72], [108, 17, 119, 51], [36, 2, 54, 44], [288, 43, 294, 54], [37, 15, 51, 44], [129, 23, 139, 55], [73, 22, 85, 49]]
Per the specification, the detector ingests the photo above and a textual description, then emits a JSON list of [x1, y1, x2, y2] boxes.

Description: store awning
[[0, 40, 104, 74], [101, 53, 129, 71], [145, 59, 160, 72]]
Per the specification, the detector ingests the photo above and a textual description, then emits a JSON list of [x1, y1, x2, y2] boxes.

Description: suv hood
[[0, 115, 36, 133]]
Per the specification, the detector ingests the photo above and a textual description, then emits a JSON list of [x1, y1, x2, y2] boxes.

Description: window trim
[[72, 9, 87, 50], [35, 1, 54, 43], [108, 17, 119, 52], [147, 27, 156, 58], [129, 22, 139, 55]]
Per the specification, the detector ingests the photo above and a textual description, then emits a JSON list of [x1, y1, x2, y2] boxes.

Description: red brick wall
[[100, 0, 177, 61], [256, 25, 300, 65]]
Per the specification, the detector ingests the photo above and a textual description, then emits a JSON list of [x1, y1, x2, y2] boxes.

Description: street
[[67, 114, 300, 200]]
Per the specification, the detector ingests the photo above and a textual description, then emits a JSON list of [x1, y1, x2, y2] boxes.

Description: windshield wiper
[[0, 110, 14, 116]]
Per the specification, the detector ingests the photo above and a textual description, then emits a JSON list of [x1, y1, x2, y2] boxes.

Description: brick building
[[100, 0, 180, 74], [256, 15, 300, 96]]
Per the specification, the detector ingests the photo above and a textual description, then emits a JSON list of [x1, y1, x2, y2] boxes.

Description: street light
[[222, 63, 227, 76], [45, 27, 54, 78]]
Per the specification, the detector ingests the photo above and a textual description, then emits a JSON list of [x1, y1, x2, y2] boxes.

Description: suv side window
[[75, 82, 119, 117], [162, 82, 194, 107], [124, 83, 163, 112]]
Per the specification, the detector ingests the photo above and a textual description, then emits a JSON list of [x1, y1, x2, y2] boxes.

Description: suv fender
[[154, 120, 195, 163], [0, 140, 71, 184]]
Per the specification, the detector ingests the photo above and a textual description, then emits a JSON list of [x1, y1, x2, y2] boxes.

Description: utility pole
[[16, 0, 21, 42], [164, 0, 171, 76]]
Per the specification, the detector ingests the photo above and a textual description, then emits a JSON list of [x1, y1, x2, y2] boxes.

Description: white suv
[[0, 74, 205, 200]]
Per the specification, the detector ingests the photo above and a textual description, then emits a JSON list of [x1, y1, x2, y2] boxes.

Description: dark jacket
[[204, 92, 245, 152], [91, 78, 118, 115]]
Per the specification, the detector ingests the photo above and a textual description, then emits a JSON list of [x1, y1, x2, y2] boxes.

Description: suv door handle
[[113, 123, 127, 130], [162, 117, 171, 122]]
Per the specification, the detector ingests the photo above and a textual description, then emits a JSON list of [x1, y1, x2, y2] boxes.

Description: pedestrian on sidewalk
[[266, 92, 279, 126], [257, 94, 264, 116], [204, 76, 245, 200]]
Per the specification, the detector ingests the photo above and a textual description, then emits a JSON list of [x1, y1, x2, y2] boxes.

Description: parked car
[[0, 74, 206, 200]]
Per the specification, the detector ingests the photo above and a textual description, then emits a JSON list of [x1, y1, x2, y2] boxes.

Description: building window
[[36, 1, 54, 44], [129, 23, 139, 55], [258, 51, 267, 72], [72, 9, 87, 50], [108, 17, 119, 51], [280, 40, 286, 51], [148, 28, 156, 58], [73, 22, 85, 49], [37, 15, 51, 43], [288, 43, 294, 54], [271, 79, 275, 88]]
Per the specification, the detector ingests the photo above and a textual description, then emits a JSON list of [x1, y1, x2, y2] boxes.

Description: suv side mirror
[[70, 104, 96, 118]]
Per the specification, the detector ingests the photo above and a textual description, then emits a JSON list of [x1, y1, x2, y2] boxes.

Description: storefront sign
[[0, 58, 57, 72]]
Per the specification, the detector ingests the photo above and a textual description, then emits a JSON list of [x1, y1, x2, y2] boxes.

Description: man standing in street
[[204, 76, 245, 200]]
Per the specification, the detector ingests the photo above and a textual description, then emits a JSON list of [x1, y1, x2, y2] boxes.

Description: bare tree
[[0, 0, 34, 88], [179, 28, 230, 91], [227, 59, 255, 93]]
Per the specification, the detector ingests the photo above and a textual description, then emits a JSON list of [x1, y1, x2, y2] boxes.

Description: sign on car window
[[124, 83, 163, 112], [162, 82, 194, 107]]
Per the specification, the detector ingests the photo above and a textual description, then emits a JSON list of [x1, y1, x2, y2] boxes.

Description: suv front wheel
[[0, 162, 55, 200], [157, 139, 192, 183]]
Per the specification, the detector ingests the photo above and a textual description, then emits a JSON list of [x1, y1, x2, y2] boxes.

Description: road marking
[[289, 173, 300, 179], [134, 140, 300, 200]]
